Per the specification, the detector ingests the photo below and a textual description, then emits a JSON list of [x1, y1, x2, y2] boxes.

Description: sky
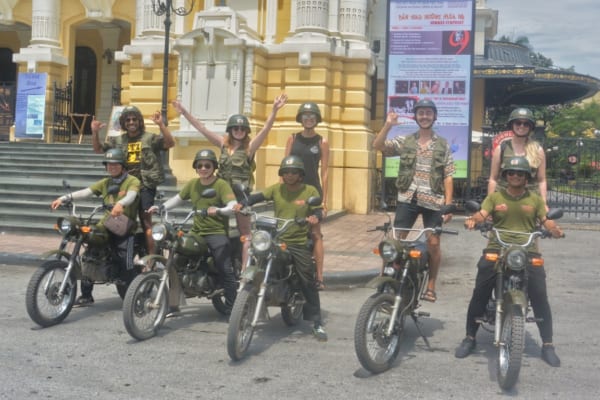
[[487, 0, 600, 78]]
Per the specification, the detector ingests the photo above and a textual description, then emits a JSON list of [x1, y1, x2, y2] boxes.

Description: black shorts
[[394, 199, 443, 229], [139, 187, 157, 212]]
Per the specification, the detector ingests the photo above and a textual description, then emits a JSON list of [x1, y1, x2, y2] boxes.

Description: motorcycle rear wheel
[[354, 293, 404, 374], [281, 290, 305, 326], [497, 305, 525, 390], [122, 272, 168, 341], [227, 284, 258, 361], [25, 260, 77, 327]]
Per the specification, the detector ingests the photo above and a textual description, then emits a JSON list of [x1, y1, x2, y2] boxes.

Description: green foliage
[[548, 102, 600, 138]]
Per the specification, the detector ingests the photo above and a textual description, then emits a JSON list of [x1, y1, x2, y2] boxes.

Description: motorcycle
[[354, 204, 457, 374], [122, 188, 242, 341], [25, 181, 146, 328], [226, 195, 321, 361], [464, 200, 564, 390]]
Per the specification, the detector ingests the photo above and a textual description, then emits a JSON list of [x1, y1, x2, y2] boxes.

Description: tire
[[281, 290, 304, 326], [122, 272, 168, 341], [227, 284, 258, 361], [354, 293, 404, 374], [25, 260, 77, 328], [497, 305, 525, 390]]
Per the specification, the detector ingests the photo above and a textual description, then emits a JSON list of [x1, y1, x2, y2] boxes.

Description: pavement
[[1, 211, 598, 288]]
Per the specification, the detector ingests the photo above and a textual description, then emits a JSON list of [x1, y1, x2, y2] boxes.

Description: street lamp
[[151, 0, 195, 125]]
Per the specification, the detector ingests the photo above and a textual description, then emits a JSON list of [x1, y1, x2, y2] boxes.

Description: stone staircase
[[0, 141, 182, 234]]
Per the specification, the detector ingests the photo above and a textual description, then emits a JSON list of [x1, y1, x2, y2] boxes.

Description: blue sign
[[15, 73, 48, 140]]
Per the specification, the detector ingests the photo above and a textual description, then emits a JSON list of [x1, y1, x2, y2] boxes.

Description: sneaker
[[74, 296, 94, 307], [166, 306, 181, 318], [455, 336, 476, 358], [541, 344, 561, 367], [312, 323, 328, 342]]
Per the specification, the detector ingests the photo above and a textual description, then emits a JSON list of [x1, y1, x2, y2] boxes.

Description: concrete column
[[339, 0, 368, 40], [294, 0, 329, 34], [30, 0, 60, 47], [264, 0, 278, 44]]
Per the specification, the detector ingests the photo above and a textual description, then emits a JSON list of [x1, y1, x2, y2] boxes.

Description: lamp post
[[151, 0, 195, 125]]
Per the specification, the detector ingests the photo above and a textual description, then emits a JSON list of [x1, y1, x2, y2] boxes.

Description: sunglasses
[[513, 120, 531, 127], [301, 113, 317, 120], [506, 170, 526, 177], [282, 170, 301, 175], [231, 126, 246, 131], [196, 163, 213, 170], [125, 117, 138, 122]]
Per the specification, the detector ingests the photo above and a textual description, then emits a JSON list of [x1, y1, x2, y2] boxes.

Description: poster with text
[[15, 73, 48, 140], [384, 0, 475, 179]]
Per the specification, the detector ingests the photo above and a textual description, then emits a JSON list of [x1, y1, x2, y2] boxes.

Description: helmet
[[296, 102, 322, 123], [226, 114, 251, 134], [103, 148, 126, 167], [119, 105, 145, 131], [192, 149, 218, 169], [501, 156, 531, 178], [507, 108, 535, 129], [413, 99, 437, 116], [278, 155, 305, 176]]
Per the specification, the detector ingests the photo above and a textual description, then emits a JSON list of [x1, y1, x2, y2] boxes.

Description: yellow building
[[0, 0, 598, 213]]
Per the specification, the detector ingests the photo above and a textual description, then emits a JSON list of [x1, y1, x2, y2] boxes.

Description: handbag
[[104, 214, 135, 236]]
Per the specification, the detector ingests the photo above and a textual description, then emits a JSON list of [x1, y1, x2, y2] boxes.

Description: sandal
[[421, 289, 437, 303]]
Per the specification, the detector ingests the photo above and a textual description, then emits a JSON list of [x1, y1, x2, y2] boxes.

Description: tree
[[547, 101, 600, 138]]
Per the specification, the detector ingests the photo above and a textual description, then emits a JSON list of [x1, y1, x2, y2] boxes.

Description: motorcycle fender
[[141, 254, 168, 270], [366, 276, 399, 290], [41, 249, 71, 261], [504, 290, 527, 315]]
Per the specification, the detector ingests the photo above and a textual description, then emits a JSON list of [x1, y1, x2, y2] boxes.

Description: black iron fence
[[52, 79, 73, 143], [0, 81, 15, 141]]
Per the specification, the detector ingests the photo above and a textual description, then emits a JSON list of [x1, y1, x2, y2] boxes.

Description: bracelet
[[478, 211, 485, 219]]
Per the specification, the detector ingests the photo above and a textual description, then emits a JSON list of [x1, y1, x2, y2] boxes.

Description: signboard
[[107, 105, 125, 138], [14, 73, 48, 140], [384, 0, 475, 179]]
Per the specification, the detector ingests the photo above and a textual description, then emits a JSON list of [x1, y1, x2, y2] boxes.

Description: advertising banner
[[384, 0, 475, 179], [14, 73, 48, 140]]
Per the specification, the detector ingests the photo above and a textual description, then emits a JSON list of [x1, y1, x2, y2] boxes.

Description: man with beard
[[91, 107, 175, 255], [372, 99, 455, 303]]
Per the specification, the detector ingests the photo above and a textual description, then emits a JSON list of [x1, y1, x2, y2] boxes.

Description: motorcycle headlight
[[152, 224, 168, 241], [56, 217, 74, 234], [506, 248, 527, 271], [379, 239, 399, 262], [251, 230, 271, 253]]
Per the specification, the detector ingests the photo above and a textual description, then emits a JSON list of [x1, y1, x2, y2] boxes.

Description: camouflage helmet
[[192, 149, 218, 169], [501, 156, 531, 178], [278, 155, 305, 177], [413, 99, 437, 116], [119, 105, 145, 131], [102, 148, 127, 167], [225, 114, 251, 134], [508, 107, 535, 129], [296, 102, 322, 123]]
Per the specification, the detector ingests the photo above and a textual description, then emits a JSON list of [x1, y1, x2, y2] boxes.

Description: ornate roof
[[474, 41, 600, 106]]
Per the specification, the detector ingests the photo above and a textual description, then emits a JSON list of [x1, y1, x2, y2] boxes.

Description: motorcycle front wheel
[[354, 293, 404, 374], [497, 305, 525, 390], [26, 260, 77, 327], [281, 290, 304, 326], [227, 284, 258, 361], [122, 272, 168, 341]]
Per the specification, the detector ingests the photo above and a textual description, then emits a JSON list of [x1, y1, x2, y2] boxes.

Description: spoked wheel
[[497, 305, 525, 390], [281, 290, 305, 326], [354, 293, 405, 374], [227, 284, 258, 361], [26, 260, 77, 327], [122, 272, 168, 341]]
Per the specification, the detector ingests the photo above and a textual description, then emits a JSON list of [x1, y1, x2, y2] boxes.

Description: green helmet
[[102, 148, 126, 167], [413, 99, 437, 116], [226, 114, 251, 134], [192, 149, 218, 169], [501, 156, 531, 178], [119, 105, 145, 131], [296, 102, 322, 123], [278, 155, 305, 176], [507, 107, 535, 129]]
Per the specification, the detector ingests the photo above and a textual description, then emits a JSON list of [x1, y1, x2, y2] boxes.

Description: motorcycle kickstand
[[411, 314, 432, 350]]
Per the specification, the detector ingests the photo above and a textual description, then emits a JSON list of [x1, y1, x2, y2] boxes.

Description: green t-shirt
[[178, 178, 235, 236], [89, 174, 141, 230], [262, 183, 322, 245], [481, 189, 546, 251]]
